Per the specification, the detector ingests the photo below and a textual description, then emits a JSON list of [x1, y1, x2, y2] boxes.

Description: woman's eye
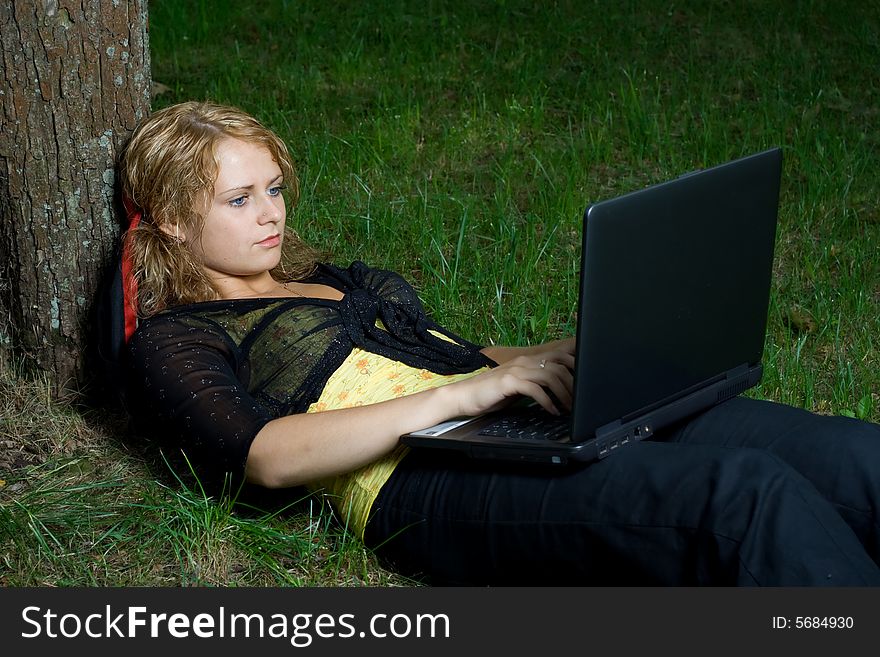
[[229, 196, 247, 207], [268, 185, 285, 197]]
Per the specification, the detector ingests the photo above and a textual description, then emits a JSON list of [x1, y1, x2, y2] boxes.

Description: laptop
[[400, 147, 782, 465]]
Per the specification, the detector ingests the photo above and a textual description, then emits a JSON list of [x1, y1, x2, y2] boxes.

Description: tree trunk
[[0, 0, 151, 395]]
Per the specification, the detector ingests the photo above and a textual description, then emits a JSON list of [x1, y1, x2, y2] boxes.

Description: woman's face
[[186, 137, 286, 283]]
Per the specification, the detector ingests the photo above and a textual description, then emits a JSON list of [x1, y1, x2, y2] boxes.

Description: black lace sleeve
[[124, 313, 273, 491]]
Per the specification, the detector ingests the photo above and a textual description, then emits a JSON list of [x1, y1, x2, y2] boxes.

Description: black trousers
[[364, 397, 880, 585]]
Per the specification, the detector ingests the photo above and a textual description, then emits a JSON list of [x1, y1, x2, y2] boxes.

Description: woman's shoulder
[[128, 304, 241, 356], [133, 296, 296, 344], [134, 304, 224, 332], [124, 307, 251, 390]]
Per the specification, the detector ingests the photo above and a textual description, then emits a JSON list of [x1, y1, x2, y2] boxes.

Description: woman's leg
[[659, 396, 880, 562], [364, 439, 880, 586]]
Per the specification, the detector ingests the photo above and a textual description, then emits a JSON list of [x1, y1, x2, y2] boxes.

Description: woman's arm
[[481, 336, 575, 365], [245, 346, 574, 488]]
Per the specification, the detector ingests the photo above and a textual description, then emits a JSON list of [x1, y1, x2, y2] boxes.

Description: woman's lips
[[256, 234, 281, 247]]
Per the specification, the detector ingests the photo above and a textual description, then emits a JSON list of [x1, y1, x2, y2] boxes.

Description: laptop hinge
[[595, 420, 622, 440], [595, 362, 754, 441]]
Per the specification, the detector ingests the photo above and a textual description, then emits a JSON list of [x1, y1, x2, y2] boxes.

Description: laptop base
[[401, 363, 762, 466]]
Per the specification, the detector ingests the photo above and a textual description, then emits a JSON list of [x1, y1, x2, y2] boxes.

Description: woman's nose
[[259, 195, 283, 222]]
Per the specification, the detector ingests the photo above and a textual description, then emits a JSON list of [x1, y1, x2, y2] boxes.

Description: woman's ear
[[158, 222, 186, 242]]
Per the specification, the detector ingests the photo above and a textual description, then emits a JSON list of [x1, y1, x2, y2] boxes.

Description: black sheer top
[[124, 261, 493, 490]]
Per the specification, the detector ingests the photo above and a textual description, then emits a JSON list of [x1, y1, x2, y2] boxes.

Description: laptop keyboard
[[478, 411, 570, 441]]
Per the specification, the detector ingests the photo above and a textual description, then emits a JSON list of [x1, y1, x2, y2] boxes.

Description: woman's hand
[[481, 337, 575, 366], [455, 345, 575, 417]]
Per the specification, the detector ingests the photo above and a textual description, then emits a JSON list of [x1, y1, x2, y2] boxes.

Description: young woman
[[120, 101, 880, 585]]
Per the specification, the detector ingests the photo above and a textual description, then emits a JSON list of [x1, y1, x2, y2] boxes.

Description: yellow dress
[[306, 334, 489, 540]]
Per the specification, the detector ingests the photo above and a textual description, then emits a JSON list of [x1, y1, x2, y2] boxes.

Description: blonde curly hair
[[118, 101, 318, 316]]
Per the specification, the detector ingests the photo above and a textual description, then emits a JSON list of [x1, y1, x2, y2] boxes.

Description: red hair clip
[[121, 197, 141, 343]]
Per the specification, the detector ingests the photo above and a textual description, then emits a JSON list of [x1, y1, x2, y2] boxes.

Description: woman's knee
[[684, 448, 802, 528]]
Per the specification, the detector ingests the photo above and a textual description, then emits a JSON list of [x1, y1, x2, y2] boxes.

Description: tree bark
[[0, 0, 151, 394]]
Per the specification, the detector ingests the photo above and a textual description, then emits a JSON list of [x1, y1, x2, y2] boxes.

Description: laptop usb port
[[610, 439, 619, 450], [598, 441, 608, 455], [621, 434, 630, 445]]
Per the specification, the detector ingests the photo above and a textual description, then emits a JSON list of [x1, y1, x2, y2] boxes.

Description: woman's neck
[[207, 269, 344, 302], [211, 271, 281, 300]]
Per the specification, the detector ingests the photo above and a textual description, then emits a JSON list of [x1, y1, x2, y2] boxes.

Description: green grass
[[2, 0, 878, 585]]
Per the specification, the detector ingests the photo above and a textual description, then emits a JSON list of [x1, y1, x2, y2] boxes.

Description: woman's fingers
[[454, 350, 576, 417], [517, 380, 559, 415], [533, 349, 575, 372], [506, 357, 574, 413], [541, 363, 573, 411]]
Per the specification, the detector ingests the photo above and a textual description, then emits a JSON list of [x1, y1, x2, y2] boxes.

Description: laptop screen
[[570, 148, 782, 440]]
